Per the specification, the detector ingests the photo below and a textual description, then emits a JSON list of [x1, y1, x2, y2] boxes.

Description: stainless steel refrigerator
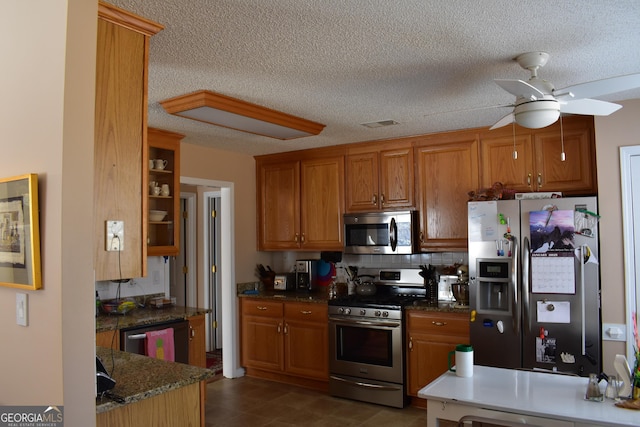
[[468, 196, 601, 376]]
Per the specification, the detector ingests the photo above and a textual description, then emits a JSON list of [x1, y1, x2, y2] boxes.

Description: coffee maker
[[295, 260, 317, 291]]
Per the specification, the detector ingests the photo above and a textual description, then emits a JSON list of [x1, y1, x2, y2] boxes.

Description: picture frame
[[0, 174, 42, 290]]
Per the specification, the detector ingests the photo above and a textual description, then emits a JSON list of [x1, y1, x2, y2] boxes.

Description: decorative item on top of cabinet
[[94, 2, 163, 281], [414, 131, 479, 251], [147, 127, 183, 256], [241, 298, 329, 390], [256, 148, 345, 251], [345, 141, 414, 212], [406, 310, 470, 399], [479, 115, 596, 195]]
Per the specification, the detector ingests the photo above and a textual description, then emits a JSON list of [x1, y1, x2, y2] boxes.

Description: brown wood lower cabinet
[[188, 315, 207, 368], [241, 298, 328, 390], [406, 310, 470, 398]]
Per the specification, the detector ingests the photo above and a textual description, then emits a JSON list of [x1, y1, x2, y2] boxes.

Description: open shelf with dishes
[[147, 127, 183, 256]]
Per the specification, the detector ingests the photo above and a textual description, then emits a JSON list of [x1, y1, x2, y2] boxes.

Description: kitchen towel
[[145, 328, 175, 362]]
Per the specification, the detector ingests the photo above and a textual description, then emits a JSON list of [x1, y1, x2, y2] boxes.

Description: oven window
[[345, 224, 389, 247], [336, 324, 393, 367]]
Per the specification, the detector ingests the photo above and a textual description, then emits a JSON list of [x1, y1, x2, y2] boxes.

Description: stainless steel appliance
[[121, 319, 190, 364], [328, 268, 426, 408], [343, 211, 419, 254], [468, 196, 601, 376], [295, 259, 335, 291]]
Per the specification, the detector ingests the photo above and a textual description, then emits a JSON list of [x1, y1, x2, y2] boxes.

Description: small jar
[[585, 373, 603, 402]]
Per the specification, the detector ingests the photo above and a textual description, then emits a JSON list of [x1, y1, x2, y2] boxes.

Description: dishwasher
[[121, 319, 189, 364]]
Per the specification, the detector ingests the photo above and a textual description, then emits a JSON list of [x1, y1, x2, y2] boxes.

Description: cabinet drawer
[[407, 311, 470, 336], [284, 302, 328, 322], [241, 298, 283, 318]]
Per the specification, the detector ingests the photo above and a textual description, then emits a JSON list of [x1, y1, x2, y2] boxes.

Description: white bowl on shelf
[[149, 210, 167, 222]]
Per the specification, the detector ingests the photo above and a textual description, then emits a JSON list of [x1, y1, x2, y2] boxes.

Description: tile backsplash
[[95, 256, 170, 301]]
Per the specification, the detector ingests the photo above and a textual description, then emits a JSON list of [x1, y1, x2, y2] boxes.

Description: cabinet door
[[415, 136, 479, 251], [533, 123, 595, 194], [380, 147, 414, 210], [284, 303, 328, 380], [300, 157, 345, 250], [480, 134, 534, 192], [241, 315, 284, 371], [96, 330, 120, 351], [94, 17, 146, 280], [345, 152, 379, 212], [258, 161, 300, 250], [406, 311, 470, 397], [188, 315, 206, 368]]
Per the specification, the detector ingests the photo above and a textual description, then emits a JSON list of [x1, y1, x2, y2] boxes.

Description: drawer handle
[[300, 310, 312, 315], [432, 321, 447, 326], [256, 306, 268, 310]]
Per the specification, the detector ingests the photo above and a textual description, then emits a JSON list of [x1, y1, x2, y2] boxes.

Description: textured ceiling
[[107, 0, 640, 156]]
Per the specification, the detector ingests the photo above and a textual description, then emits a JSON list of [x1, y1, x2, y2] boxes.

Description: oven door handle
[[330, 375, 402, 391], [126, 334, 147, 340], [328, 317, 401, 328]]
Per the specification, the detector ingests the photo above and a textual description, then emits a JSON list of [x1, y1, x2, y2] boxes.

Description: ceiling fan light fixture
[[159, 90, 325, 140], [514, 99, 560, 129]]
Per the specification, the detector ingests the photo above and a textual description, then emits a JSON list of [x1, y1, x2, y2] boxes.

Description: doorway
[[180, 176, 242, 378]]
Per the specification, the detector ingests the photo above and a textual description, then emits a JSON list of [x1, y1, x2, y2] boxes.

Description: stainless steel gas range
[[328, 268, 429, 408]]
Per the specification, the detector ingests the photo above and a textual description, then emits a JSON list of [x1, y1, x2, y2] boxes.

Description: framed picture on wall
[[0, 174, 42, 290]]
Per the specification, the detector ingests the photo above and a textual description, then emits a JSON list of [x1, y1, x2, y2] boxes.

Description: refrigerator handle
[[512, 236, 520, 335], [579, 245, 586, 356], [522, 236, 531, 335]]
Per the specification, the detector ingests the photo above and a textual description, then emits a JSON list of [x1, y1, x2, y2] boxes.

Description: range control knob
[[382, 311, 389, 318], [344, 308, 351, 315], [360, 309, 366, 316], [374, 310, 381, 317]]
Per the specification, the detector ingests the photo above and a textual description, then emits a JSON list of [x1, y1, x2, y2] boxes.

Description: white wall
[[95, 256, 170, 300]]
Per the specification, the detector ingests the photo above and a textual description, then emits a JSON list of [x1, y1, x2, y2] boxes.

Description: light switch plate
[[106, 220, 124, 251], [16, 293, 28, 326]]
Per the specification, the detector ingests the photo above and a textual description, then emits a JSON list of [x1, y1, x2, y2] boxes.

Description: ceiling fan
[[490, 51, 640, 130]]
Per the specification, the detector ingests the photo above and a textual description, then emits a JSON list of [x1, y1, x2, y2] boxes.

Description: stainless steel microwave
[[343, 211, 419, 254]]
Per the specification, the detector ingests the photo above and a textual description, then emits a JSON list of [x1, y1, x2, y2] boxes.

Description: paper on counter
[[537, 301, 570, 323]]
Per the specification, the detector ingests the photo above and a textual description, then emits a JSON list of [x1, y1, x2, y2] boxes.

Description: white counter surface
[[418, 365, 639, 426]]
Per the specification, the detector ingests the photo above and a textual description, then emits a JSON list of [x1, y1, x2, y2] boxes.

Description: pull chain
[[512, 120, 518, 160], [560, 115, 566, 161]]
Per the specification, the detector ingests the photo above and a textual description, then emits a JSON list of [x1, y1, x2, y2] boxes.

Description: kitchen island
[[418, 365, 639, 426], [96, 346, 215, 426]]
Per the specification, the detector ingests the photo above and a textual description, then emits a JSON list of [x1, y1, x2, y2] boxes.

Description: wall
[[179, 143, 271, 286], [0, 0, 97, 425], [96, 256, 170, 301], [595, 99, 640, 372]]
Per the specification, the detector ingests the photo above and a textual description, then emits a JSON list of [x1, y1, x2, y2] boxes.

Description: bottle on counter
[[585, 373, 604, 402]]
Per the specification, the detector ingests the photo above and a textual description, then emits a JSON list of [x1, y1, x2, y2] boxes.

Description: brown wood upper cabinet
[[415, 131, 479, 252], [256, 148, 345, 251], [147, 127, 183, 257], [345, 141, 414, 212], [479, 116, 596, 195], [94, 2, 163, 281]]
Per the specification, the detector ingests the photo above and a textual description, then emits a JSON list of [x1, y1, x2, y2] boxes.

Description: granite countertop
[[237, 289, 470, 313], [95, 346, 215, 414], [96, 305, 211, 333], [237, 289, 331, 303]]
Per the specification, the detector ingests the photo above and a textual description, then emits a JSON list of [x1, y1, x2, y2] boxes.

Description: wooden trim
[[98, 1, 164, 36], [160, 90, 326, 137]]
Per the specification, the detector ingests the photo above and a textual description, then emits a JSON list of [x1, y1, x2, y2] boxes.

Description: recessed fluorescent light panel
[[361, 120, 399, 128], [159, 90, 325, 140]]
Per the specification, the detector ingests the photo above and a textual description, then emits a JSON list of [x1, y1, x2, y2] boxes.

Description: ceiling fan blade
[[559, 98, 622, 116], [489, 112, 514, 130], [495, 79, 545, 99], [555, 73, 640, 100]]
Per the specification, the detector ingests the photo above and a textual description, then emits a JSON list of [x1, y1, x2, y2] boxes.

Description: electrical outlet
[[106, 220, 124, 251]]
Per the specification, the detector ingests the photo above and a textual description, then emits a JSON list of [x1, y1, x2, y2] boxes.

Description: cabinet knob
[[409, 337, 413, 351], [300, 310, 312, 315], [527, 173, 532, 187], [372, 194, 377, 204], [294, 233, 299, 243], [300, 233, 305, 243], [537, 173, 542, 188], [277, 322, 282, 334], [257, 306, 267, 310], [380, 194, 385, 205], [431, 321, 447, 327]]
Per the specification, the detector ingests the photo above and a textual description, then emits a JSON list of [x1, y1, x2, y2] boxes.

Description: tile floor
[[204, 376, 427, 426]]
